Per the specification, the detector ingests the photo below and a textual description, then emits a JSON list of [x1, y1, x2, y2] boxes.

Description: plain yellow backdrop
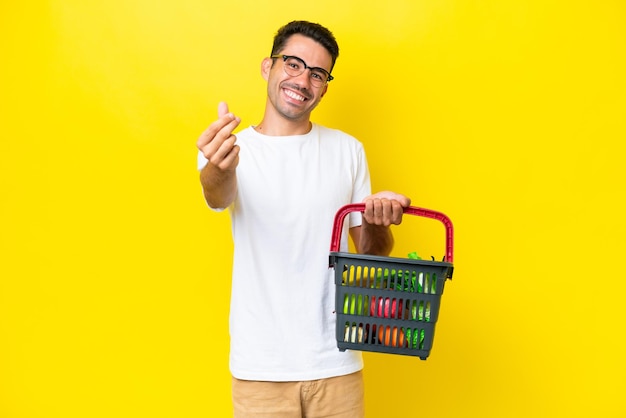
[[1, 1, 625, 417]]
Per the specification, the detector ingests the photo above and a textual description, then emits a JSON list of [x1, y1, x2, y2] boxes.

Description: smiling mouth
[[283, 88, 308, 102]]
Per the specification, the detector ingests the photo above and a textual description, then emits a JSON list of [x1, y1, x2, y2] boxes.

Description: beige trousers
[[232, 370, 365, 418]]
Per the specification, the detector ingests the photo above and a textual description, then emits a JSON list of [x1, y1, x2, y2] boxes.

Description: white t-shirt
[[198, 123, 371, 381]]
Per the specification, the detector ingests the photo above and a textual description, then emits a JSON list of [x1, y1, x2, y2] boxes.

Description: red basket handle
[[329, 204, 454, 263]]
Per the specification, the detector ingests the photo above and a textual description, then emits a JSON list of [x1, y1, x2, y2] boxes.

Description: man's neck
[[254, 109, 312, 136]]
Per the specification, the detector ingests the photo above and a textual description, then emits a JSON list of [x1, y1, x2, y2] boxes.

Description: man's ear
[[320, 84, 328, 98], [261, 57, 272, 81]]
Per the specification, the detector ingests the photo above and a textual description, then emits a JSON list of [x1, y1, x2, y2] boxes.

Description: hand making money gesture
[[196, 102, 241, 171]]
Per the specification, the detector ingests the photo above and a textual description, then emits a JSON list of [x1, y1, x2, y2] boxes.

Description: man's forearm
[[357, 222, 394, 256], [199, 164, 237, 209]]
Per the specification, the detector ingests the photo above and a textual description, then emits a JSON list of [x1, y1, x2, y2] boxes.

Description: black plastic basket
[[329, 204, 454, 360]]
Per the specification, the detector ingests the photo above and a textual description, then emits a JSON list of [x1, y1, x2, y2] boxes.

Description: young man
[[197, 20, 410, 417]]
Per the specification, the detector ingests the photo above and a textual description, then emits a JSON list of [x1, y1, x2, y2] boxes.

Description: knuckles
[[363, 199, 404, 226]]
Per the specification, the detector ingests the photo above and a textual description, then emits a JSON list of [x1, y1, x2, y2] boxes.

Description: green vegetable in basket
[[391, 252, 423, 293], [398, 270, 437, 294], [394, 269, 421, 293], [343, 294, 364, 315], [408, 300, 431, 322], [408, 251, 421, 260], [406, 328, 426, 349], [408, 252, 440, 294]]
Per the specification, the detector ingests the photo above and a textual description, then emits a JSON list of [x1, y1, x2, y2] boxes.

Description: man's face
[[262, 34, 332, 123]]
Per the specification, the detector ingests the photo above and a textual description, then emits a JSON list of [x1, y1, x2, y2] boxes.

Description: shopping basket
[[329, 203, 454, 360]]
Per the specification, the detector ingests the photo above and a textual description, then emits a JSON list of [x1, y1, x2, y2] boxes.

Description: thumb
[[217, 101, 229, 118]]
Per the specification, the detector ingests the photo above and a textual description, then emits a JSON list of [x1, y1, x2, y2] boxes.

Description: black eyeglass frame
[[270, 54, 334, 84]]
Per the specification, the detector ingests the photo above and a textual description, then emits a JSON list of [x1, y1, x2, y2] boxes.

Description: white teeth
[[284, 89, 305, 101]]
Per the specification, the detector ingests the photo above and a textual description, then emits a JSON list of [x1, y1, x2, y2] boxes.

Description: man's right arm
[[196, 102, 241, 209], [199, 161, 237, 209]]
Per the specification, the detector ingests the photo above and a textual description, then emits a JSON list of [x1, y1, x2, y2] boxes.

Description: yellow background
[[1, 1, 625, 417]]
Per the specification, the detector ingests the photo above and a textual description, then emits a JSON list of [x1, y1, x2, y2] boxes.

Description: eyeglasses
[[270, 54, 334, 87]]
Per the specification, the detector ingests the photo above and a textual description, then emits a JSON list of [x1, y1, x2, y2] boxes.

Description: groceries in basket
[[344, 325, 365, 343], [341, 250, 436, 348], [331, 203, 454, 359], [342, 251, 438, 293], [343, 294, 365, 315]]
